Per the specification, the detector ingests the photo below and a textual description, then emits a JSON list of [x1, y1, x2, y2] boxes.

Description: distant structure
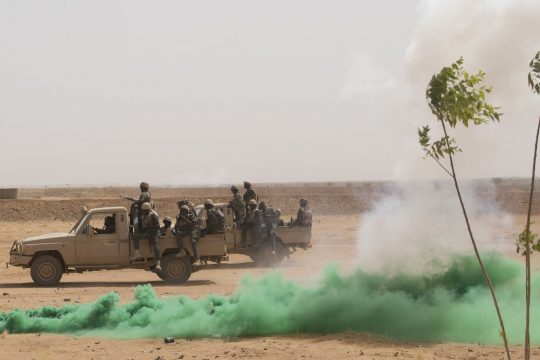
[[0, 188, 18, 199]]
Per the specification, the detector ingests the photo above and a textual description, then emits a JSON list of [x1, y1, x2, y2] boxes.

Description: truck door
[[76, 212, 120, 265]]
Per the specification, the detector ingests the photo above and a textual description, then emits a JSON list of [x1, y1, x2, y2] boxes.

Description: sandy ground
[[1, 183, 539, 359]]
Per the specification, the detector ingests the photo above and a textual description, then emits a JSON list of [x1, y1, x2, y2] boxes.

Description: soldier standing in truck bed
[[229, 185, 246, 225], [243, 181, 258, 203], [135, 181, 152, 207], [174, 205, 200, 262], [132, 202, 162, 271]]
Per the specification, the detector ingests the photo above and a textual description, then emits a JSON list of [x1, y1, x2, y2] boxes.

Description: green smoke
[[1, 254, 538, 344]]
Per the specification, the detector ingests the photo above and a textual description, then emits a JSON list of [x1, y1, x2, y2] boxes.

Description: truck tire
[[31, 255, 63, 286], [158, 254, 192, 283], [251, 239, 287, 266]]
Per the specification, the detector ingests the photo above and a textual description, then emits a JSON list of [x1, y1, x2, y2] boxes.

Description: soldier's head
[[248, 199, 257, 210], [177, 199, 188, 209], [243, 181, 251, 189], [204, 199, 214, 210], [140, 181, 149, 192], [258, 201, 267, 212], [141, 202, 152, 214], [163, 216, 172, 227], [180, 205, 189, 215], [230, 185, 239, 193], [300, 198, 308, 207], [104, 216, 114, 227]]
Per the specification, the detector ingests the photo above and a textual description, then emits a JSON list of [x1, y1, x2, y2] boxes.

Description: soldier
[[94, 215, 115, 234], [243, 181, 258, 203], [132, 202, 162, 271], [174, 205, 199, 262], [160, 216, 173, 237], [121, 181, 153, 232], [252, 201, 267, 247], [263, 207, 279, 246], [229, 185, 246, 225], [245, 199, 258, 227], [244, 199, 258, 247], [201, 199, 225, 235], [291, 198, 313, 227]]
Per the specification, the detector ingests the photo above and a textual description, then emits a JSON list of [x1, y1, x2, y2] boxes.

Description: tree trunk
[[523, 116, 540, 360], [440, 120, 512, 360]]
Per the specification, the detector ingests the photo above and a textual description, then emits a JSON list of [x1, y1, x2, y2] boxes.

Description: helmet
[[141, 202, 152, 210], [204, 199, 214, 206], [248, 199, 257, 205], [258, 201, 267, 211], [230, 185, 239, 192], [177, 199, 189, 206], [140, 181, 149, 191], [243, 181, 251, 188], [163, 216, 172, 223], [180, 205, 189, 213], [300, 198, 308, 206]]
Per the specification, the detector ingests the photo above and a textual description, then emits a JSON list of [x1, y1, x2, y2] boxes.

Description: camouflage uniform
[[175, 206, 199, 259], [134, 209, 161, 260], [263, 208, 278, 245], [204, 208, 225, 235], [230, 192, 246, 224], [135, 191, 152, 207], [243, 188, 258, 204], [252, 202, 267, 247], [293, 199, 313, 227]]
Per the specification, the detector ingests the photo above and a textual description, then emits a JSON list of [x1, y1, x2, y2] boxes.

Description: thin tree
[[418, 58, 511, 359], [518, 50, 540, 360]]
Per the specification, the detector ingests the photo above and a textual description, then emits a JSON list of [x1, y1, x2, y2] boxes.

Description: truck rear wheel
[[31, 255, 63, 286], [250, 239, 288, 266], [158, 254, 192, 283]]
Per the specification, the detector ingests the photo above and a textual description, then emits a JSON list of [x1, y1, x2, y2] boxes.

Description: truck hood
[[21, 233, 72, 245]]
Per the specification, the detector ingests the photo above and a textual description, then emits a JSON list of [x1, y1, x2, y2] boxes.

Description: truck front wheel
[[31, 255, 63, 286], [158, 254, 192, 283]]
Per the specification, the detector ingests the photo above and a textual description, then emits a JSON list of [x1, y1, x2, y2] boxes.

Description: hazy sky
[[1, 0, 539, 186]]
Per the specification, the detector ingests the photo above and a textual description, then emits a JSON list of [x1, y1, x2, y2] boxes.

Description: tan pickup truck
[[8, 204, 311, 286]]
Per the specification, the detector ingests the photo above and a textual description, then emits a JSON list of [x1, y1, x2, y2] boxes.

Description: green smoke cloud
[[0, 254, 538, 344]]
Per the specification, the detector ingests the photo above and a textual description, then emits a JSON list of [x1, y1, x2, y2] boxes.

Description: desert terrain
[[0, 180, 539, 359]]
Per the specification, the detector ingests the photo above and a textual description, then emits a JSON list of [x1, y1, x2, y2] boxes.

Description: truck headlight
[[10, 242, 23, 254]]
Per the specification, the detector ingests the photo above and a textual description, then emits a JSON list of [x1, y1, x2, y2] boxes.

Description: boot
[[155, 260, 162, 271], [131, 249, 142, 260], [176, 249, 187, 258]]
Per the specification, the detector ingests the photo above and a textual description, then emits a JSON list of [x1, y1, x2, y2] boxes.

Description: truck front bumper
[[9, 253, 32, 267]]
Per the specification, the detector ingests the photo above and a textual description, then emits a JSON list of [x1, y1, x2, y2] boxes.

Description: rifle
[[119, 196, 137, 202]]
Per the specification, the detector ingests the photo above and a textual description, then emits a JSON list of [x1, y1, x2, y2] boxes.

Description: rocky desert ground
[[1, 179, 539, 359]]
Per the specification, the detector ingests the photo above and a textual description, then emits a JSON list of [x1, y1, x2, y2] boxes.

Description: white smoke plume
[[355, 0, 537, 271], [356, 181, 514, 272]]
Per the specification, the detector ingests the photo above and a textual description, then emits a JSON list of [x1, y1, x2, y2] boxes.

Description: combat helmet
[[163, 216, 172, 224], [140, 181, 149, 191], [204, 199, 214, 206], [141, 202, 152, 210], [248, 199, 257, 206], [230, 185, 239, 192], [300, 198, 308, 206]]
